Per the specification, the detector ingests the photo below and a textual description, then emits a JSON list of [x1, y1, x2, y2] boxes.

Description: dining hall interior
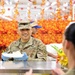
[[0, 0, 75, 75]]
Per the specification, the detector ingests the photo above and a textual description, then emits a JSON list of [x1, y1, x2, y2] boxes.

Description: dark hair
[[65, 22, 75, 45]]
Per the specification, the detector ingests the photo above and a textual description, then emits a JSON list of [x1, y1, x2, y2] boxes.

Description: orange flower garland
[[0, 19, 71, 50], [0, 20, 19, 48], [0, 0, 72, 49], [33, 19, 71, 44]]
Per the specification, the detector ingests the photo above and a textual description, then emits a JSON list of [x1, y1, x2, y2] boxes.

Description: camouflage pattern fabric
[[5, 37, 47, 61], [63, 68, 75, 75]]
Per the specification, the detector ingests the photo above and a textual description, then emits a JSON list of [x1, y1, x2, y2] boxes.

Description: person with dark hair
[[51, 22, 75, 75], [24, 22, 75, 75]]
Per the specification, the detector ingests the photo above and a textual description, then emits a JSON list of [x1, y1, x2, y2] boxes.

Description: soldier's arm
[[4, 42, 16, 53], [48, 52, 57, 59]]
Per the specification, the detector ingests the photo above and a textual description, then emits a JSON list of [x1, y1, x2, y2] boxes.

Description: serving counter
[[0, 60, 56, 74]]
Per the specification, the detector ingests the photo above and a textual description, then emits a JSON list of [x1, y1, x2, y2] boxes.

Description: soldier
[[30, 21, 42, 36], [3, 21, 47, 61], [31, 21, 57, 59]]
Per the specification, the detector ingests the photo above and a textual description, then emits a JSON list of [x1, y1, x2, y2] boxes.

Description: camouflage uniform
[[5, 37, 47, 61], [62, 68, 75, 75]]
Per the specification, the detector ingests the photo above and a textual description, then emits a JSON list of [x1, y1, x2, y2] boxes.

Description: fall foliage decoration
[[33, 19, 71, 44], [0, 19, 71, 49], [0, 0, 73, 53], [51, 45, 68, 67]]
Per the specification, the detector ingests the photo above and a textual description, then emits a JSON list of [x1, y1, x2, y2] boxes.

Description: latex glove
[[51, 68, 65, 75], [25, 69, 33, 75]]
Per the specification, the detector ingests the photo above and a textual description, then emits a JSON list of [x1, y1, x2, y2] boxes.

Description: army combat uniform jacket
[[62, 68, 75, 75], [5, 37, 47, 61]]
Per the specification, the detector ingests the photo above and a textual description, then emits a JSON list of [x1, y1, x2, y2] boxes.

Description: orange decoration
[[41, 0, 46, 6], [14, 8, 19, 15], [0, 0, 5, 14], [40, 8, 44, 18], [32, 0, 37, 5], [0, 19, 71, 49], [0, 9, 5, 14], [0, 0, 4, 6], [13, 0, 19, 19], [33, 19, 71, 44], [0, 20, 19, 48], [68, 0, 72, 20], [0, 0, 73, 51], [28, 9, 31, 19]]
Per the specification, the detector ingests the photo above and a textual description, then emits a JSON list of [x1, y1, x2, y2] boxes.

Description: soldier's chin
[[23, 37, 29, 40], [22, 35, 27, 37]]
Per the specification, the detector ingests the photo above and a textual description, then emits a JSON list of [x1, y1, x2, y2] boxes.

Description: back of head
[[65, 22, 75, 45]]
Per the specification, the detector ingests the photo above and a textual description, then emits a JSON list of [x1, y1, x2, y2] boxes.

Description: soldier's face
[[32, 28, 37, 34], [18, 28, 32, 42]]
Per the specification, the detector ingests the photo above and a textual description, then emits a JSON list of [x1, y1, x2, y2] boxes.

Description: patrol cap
[[32, 25, 42, 28], [30, 21, 42, 28], [18, 22, 32, 30]]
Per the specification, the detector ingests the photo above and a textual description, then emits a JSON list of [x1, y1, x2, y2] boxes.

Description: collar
[[15, 37, 33, 47]]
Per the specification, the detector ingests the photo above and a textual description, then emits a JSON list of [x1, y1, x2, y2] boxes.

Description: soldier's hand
[[51, 68, 65, 75], [25, 69, 33, 75]]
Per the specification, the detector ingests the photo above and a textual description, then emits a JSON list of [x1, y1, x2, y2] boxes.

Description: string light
[[13, 0, 19, 20], [0, 0, 5, 14]]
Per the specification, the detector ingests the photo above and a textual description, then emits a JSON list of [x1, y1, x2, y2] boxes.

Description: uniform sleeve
[[36, 40, 48, 61], [5, 41, 16, 53]]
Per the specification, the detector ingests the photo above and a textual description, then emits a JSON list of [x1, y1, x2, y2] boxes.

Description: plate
[[2, 51, 24, 58]]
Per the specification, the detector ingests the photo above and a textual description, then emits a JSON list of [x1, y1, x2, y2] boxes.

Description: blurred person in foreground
[[51, 22, 75, 75], [2, 21, 47, 61], [25, 22, 75, 75]]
